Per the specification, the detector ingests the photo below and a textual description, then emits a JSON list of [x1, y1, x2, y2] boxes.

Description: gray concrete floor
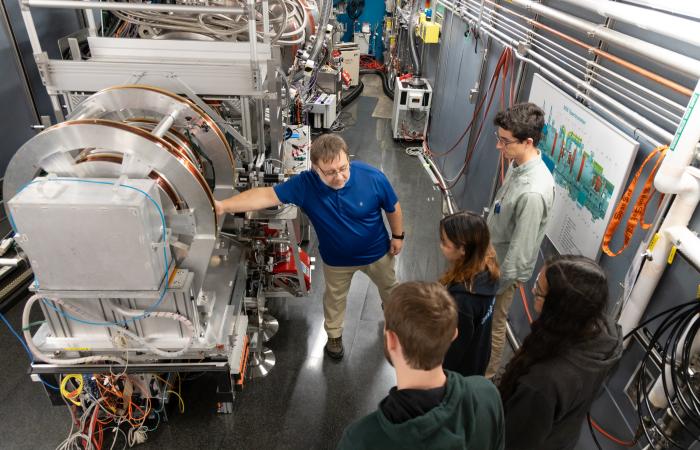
[[0, 89, 446, 449]]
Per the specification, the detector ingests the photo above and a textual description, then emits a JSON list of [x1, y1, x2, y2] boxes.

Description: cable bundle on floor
[[626, 299, 700, 449]]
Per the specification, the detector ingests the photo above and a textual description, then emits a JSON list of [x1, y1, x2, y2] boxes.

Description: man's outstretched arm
[[215, 187, 282, 215]]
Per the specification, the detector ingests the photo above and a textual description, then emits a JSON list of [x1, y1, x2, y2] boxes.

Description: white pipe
[[618, 173, 700, 340], [618, 79, 700, 341], [23, 0, 245, 15], [553, 0, 700, 49], [655, 80, 700, 193], [507, 0, 700, 78], [624, 0, 700, 20], [665, 224, 700, 270], [0, 258, 21, 266], [49, 297, 196, 358], [152, 106, 184, 139]]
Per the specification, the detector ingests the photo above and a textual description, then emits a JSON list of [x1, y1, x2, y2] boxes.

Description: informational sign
[[528, 74, 639, 260]]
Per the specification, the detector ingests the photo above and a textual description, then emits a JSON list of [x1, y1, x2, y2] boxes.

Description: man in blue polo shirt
[[215, 134, 404, 359]]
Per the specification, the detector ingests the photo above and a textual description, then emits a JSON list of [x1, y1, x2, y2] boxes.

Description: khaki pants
[[485, 282, 516, 378], [322, 253, 398, 339]]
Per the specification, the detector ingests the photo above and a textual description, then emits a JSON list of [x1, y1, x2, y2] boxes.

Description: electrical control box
[[308, 93, 337, 129], [338, 43, 360, 86], [9, 177, 170, 291], [418, 21, 441, 44], [392, 78, 432, 140]]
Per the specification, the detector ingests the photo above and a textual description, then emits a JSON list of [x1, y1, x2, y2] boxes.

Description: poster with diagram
[[528, 74, 639, 260]]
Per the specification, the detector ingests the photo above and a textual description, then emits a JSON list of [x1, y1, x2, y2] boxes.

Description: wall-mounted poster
[[528, 74, 639, 259]]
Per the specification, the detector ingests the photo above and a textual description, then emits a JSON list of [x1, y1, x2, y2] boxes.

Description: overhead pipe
[[472, 3, 683, 127], [448, 1, 674, 144], [465, 0, 693, 97], [308, 0, 331, 61], [553, 0, 700, 49], [464, 0, 686, 121], [505, 0, 700, 79]]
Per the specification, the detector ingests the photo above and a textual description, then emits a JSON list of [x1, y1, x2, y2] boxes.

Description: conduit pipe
[[505, 0, 700, 79], [308, 0, 331, 61], [409, 0, 422, 76], [618, 79, 700, 342], [461, 0, 686, 121], [553, 0, 700, 49], [461, 0, 693, 97], [449, 1, 674, 144]]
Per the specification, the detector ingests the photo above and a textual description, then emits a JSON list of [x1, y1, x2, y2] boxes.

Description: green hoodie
[[337, 371, 504, 450]]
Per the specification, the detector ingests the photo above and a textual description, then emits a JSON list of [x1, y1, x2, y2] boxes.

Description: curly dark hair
[[498, 255, 609, 402], [493, 102, 545, 145]]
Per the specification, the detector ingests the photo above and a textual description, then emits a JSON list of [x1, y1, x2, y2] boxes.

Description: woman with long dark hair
[[439, 211, 500, 376], [498, 255, 622, 450]]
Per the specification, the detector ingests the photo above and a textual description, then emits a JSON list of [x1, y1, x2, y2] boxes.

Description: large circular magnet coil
[[4, 89, 238, 280], [69, 85, 236, 191]]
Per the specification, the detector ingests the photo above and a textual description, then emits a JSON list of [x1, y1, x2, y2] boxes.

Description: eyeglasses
[[532, 285, 547, 298], [317, 164, 349, 177], [494, 131, 521, 147], [532, 274, 547, 298]]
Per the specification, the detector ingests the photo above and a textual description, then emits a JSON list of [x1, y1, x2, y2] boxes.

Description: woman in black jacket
[[498, 255, 623, 450], [439, 211, 500, 376]]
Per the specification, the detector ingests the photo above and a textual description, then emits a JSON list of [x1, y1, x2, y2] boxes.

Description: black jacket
[[504, 317, 623, 450], [443, 271, 498, 376]]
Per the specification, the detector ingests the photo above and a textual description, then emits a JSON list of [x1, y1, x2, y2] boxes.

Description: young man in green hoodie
[[337, 281, 505, 450]]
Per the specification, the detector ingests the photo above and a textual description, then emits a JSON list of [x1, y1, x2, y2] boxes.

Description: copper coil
[[74, 151, 185, 210], [122, 118, 206, 172], [103, 85, 235, 172], [56, 118, 216, 228]]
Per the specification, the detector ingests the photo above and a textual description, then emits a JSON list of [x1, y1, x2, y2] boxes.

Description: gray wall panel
[[0, 4, 38, 177]]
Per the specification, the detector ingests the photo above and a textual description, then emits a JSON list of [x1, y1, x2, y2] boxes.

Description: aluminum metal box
[[9, 177, 170, 291]]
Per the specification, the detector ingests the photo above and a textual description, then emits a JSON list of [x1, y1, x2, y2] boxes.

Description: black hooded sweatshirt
[[503, 317, 623, 450], [443, 270, 499, 376]]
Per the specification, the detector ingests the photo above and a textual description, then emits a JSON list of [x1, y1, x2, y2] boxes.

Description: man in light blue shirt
[[485, 103, 555, 378]]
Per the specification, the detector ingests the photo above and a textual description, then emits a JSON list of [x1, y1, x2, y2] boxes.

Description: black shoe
[[325, 336, 344, 360]]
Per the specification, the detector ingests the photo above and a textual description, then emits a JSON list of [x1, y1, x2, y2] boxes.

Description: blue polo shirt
[[273, 160, 398, 267]]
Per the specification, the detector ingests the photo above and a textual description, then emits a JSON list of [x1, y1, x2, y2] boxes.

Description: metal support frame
[[174, 76, 254, 164]]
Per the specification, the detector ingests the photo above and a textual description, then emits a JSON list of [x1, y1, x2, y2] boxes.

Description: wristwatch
[[391, 232, 405, 240]]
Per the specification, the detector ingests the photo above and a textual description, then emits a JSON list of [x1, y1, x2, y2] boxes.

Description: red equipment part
[[273, 247, 311, 291]]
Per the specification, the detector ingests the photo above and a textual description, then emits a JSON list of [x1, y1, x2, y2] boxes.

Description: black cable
[[659, 310, 699, 434], [340, 80, 364, 107], [346, 0, 364, 21], [185, 129, 216, 189], [635, 301, 700, 449], [359, 69, 394, 100], [587, 413, 604, 450], [623, 299, 700, 340]]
